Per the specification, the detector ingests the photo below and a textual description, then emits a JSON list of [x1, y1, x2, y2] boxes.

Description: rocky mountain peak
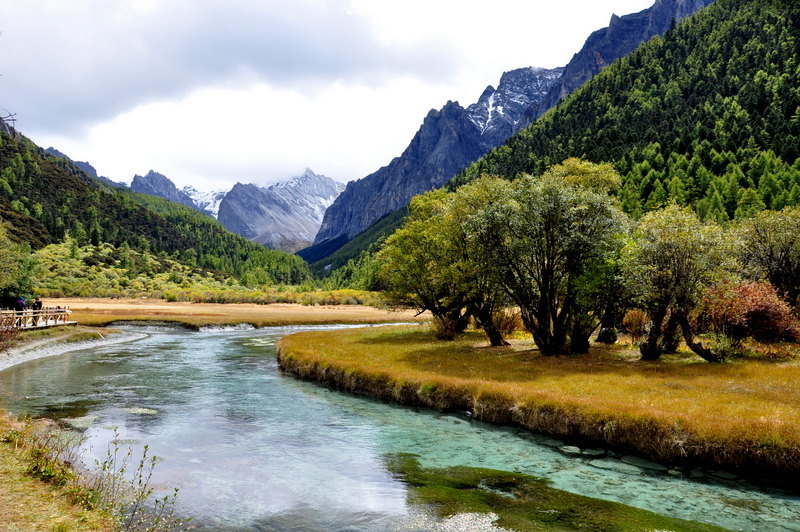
[[216, 170, 344, 253], [310, 66, 563, 252], [131, 170, 206, 213], [516, 0, 715, 130]]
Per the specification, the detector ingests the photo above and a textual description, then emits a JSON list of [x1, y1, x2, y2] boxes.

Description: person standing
[[32, 297, 43, 325], [13, 297, 26, 327]]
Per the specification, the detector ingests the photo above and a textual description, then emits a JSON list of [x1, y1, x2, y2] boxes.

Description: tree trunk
[[473, 304, 510, 347], [639, 307, 667, 361], [568, 311, 594, 353], [596, 302, 620, 344], [662, 312, 682, 354], [678, 312, 726, 362]]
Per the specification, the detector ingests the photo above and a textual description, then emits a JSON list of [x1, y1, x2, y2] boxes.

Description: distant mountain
[[312, 66, 562, 249], [516, 0, 715, 130], [217, 169, 345, 253], [44, 147, 127, 188], [0, 128, 310, 284], [131, 170, 214, 215], [126, 168, 343, 252], [304, 0, 715, 268]]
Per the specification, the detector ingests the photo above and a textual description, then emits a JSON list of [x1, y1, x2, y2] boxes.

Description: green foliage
[[468, 173, 626, 354], [30, 240, 381, 305], [623, 205, 736, 361], [0, 132, 310, 285], [379, 163, 628, 351], [0, 224, 35, 302], [736, 207, 800, 306], [452, 0, 800, 223], [377, 177, 516, 344], [378, 190, 473, 339]]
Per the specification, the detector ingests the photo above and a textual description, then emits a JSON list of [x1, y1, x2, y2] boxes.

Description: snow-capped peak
[[182, 186, 226, 218]]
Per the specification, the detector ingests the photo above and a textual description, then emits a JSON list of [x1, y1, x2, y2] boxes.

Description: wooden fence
[[0, 308, 75, 329]]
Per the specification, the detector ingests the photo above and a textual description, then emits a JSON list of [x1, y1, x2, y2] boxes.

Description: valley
[[1, 0, 799, 530]]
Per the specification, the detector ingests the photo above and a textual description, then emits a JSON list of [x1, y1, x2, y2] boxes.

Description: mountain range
[[128, 168, 343, 253], [301, 0, 715, 266], [216, 170, 344, 253]]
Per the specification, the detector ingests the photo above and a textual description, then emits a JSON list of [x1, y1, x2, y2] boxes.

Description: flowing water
[[0, 324, 798, 531]]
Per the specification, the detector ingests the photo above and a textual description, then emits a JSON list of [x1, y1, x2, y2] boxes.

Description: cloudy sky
[[1, 0, 653, 190]]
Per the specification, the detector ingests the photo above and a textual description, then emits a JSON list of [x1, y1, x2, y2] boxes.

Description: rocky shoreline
[[0, 329, 146, 373]]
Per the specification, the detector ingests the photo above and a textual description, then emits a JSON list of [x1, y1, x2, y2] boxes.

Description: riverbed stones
[[620, 455, 668, 471], [537, 437, 563, 447], [589, 458, 643, 475], [582, 448, 606, 457], [559, 445, 583, 456]]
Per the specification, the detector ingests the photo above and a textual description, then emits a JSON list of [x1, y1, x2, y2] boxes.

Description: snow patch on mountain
[[183, 186, 227, 218]]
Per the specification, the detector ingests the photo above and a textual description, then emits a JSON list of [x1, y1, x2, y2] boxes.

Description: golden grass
[[50, 297, 423, 328], [277, 326, 800, 476], [0, 411, 112, 532]]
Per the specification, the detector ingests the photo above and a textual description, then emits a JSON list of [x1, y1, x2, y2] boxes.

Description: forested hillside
[[453, 0, 800, 221], [0, 128, 310, 285]]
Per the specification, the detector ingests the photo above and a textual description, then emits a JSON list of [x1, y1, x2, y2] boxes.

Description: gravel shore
[[0, 330, 146, 373]]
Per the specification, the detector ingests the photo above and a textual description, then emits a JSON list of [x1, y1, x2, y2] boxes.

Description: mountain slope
[[516, 0, 714, 130], [453, 0, 799, 218], [309, 0, 714, 265], [312, 67, 562, 248], [0, 127, 310, 284], [217, 169, 345, 252], [44, 147, 127, 189]]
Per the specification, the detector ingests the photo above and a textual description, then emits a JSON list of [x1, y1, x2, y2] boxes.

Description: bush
[[703, 281, 800, 344], [493, 308, 523, 336], [622, 309, 649, 345], [431, 316, 460, 340]]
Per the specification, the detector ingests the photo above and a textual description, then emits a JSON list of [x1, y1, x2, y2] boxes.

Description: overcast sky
[[1, 0, 654, 190]]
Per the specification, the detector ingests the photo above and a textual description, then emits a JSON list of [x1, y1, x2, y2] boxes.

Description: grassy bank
[[388, 454, 724, 531], [0, 411, 112, 532], [52, 298, 422, 329], [276, 325, 800, 479]]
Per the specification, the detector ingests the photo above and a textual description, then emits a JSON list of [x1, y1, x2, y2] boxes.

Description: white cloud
[[4, 0, 655, 190]]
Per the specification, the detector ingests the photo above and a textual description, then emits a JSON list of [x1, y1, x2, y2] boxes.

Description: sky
[[0, 0, 654, 191]]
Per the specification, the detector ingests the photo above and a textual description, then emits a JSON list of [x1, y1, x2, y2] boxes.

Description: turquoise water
[[0, 324, 798, 531]]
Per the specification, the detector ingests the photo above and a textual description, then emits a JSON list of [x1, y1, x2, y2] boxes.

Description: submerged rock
[[588, 458, 643, 475], [621, 455, 668, 471]]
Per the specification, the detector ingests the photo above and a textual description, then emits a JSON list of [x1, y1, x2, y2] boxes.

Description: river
[[0, 324, 798, 531]]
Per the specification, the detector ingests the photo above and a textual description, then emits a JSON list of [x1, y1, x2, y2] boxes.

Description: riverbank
[[52, 297, 423, 328], [0, 326, 145, 373], [0, 325, 127, 531], [0, 410, 114, 531], [276, 325, 800, 482]]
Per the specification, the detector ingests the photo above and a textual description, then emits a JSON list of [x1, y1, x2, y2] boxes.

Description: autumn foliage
[[703, 281, 800, 344]]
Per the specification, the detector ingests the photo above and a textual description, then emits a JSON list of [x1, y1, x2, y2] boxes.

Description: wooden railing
[[0, 308, 74, 329]]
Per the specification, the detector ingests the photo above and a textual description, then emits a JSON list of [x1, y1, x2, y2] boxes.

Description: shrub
[[703, 281, 800, 344], [431, 316, 460, 340], [493, 308, 523, 336], [622, 309, 649, 345]]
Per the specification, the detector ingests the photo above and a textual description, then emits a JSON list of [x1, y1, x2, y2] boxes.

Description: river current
[[0, 324, 798, 531]]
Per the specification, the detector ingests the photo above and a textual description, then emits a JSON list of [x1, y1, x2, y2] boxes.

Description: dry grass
[[0, 411, 112, 532], [50, 297, 423, 328], [277, 326, 800, 476]]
